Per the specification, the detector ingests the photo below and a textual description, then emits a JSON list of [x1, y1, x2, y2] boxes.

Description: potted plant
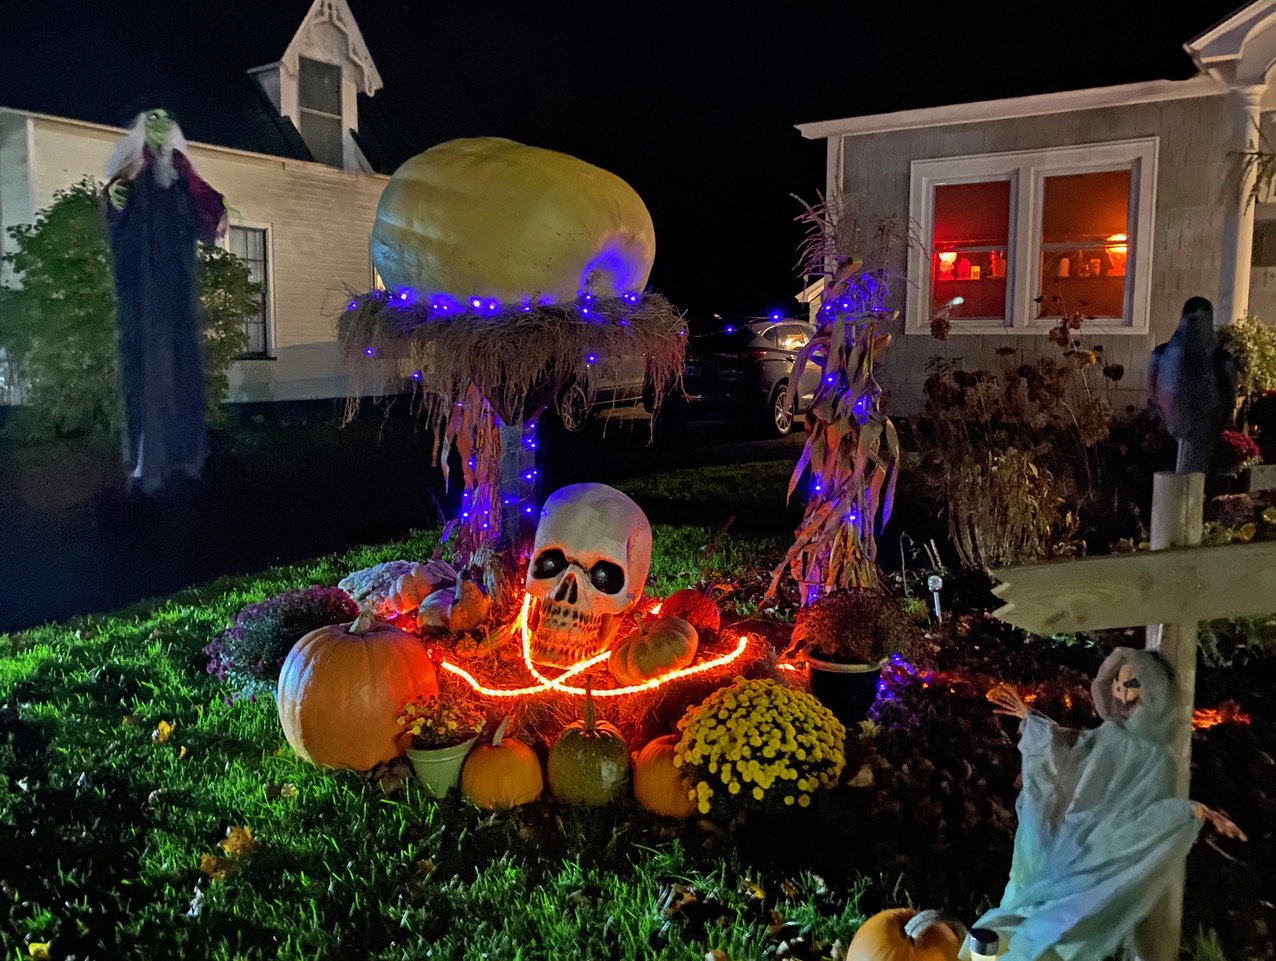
[[397, 695, 487, 799], [789, 589, 916, 725]]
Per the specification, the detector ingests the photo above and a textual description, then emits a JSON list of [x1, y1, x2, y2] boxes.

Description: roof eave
[[794, 75, 1222, 140]]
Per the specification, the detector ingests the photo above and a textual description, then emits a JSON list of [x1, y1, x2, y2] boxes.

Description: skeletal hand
[[987, 684, 1029, 720], [108, 180, 130, 210], [1194, 804, 1248, 841]]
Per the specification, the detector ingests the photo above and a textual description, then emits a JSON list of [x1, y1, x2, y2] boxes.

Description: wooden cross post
[[989, 471, 1276, 961]]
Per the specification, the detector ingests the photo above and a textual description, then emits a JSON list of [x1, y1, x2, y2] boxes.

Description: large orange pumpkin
[[277, 611, 438, 771], [846, 909, 966, 961], [633, 735, 696, 818], [608, 616, 698, 685], [370, 137, 656, 304], [461, 717, 544, 809], [660, 589, 721, 634]]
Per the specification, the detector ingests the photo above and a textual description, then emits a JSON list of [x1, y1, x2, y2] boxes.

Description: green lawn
[[1, 512, 864, 960]]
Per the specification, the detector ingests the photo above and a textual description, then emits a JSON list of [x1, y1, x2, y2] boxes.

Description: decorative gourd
[[418, 574, 491, 632], [659, 589, 721, 634], [370, 137, 656, 304], [387, 560, 456, 615], [461, 717, 544, 810], [548, 689, 629, 806], [608, 616, 698, 685], [846, 909, 966, 961], [277, 611, 438, 771], [633, 735, 696, 818]]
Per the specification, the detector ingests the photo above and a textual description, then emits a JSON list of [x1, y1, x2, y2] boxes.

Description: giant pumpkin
[[846, 909, 965, 961], [370, 137, 656, 304], [277, 611, 438, 771]]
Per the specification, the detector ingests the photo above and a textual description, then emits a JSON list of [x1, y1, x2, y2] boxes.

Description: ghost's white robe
[[968, 650, 1201, 961]]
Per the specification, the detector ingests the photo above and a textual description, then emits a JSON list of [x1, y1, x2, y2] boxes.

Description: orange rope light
[[439, 593, 752, 699]]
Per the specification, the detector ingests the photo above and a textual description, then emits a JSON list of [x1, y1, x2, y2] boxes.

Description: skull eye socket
[[531, 548, 568, 579], [589, 560, 625, 595]]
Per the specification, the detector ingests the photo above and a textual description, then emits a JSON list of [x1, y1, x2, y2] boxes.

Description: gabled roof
[[0, 0, 397, 172], [280, 0, 382, 96], [1186, 0, 1276, 85]]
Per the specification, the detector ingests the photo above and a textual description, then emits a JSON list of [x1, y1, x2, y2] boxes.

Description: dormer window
[[298, 56, 344, 167]]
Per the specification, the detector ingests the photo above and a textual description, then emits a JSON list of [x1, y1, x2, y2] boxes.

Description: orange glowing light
[[1192, 703, 1252, 730], [937, 251, 958, 281], [439, 594, 751, 699], [1105, 233, 1128, 276]]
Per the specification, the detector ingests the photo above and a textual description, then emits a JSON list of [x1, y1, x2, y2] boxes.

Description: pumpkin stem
[[903, 909, 968, 947], [349, 608, 378, 635], [582, 682, 597, 734], [491, 716, 511, 747]]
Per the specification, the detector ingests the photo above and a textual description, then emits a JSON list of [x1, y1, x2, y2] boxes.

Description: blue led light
[[346, 301, 357, 311], [471, 298, 483, 309], [523, 505, 535, 514], [364, 347, 375, 357], [586, 352, 597, 365], [770, 311, 781, 321], [411, 370, 422, 380], [725, 325, 735, 334]]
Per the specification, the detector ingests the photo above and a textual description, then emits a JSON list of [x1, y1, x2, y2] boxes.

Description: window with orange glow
[[931, 180, 1011, 323], [1036, 169, 1132, 319]]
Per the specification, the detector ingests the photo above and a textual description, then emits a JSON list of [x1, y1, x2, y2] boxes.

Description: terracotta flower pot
[[406, 736, 478, 799], [806, 655, 886, 726]]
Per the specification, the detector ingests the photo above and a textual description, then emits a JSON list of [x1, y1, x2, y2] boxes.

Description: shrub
[[0, 177, 257, 437], [205, 586, 358, 684], [791, 588, 916, 664], [1220, 314, 1276, 398]]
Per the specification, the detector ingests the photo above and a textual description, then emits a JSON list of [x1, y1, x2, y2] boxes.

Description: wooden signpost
[[989, 471, 1276, 961]]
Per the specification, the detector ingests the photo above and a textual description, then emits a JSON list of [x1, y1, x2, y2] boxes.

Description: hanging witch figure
[[105, 108, 227, 495], [970, 648, 1246, 961]]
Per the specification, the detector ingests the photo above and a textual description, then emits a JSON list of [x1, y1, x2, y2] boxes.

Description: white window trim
[[906, 137, 1158, 336], [221, 221, 278, 359]]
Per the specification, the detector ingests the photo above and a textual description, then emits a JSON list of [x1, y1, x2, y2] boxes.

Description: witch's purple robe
[[107, 148, 225, 494]]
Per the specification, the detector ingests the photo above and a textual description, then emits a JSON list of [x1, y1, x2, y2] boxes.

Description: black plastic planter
[[806, 656, 885, 727]]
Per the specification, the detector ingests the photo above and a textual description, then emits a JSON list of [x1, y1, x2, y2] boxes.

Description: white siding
[[0, 112, 34, 281], [26, 115, 387, 402]]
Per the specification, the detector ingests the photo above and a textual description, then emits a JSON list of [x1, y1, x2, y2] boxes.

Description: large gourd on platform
[[277, 611, 438, 771], [370, 137, 656, 304]]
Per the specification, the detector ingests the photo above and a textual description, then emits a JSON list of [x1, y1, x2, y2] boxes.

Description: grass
[[0, 517, 847, 960]]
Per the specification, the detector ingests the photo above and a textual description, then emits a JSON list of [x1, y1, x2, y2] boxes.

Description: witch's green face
[[144, 109, 173, 148]]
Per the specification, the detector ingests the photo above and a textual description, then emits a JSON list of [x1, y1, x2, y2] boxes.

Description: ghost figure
[[972, 649, 1246, 961], [105, 108, 227, 495], [1149, 297, 1238, 474], [525, 483, 652, 668]]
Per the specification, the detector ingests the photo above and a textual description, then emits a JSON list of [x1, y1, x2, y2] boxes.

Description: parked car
[[661, 318, 822, 437], [551, 351, 648, 433]]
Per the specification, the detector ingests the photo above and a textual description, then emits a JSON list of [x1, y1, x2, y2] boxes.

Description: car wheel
[[766, 382, 794, 437], [556, 383, 590, 433]]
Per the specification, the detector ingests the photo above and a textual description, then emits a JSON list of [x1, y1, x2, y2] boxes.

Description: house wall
[[24, 115, 387, 403], [0, 112, 34, 281], [838, 94, 1237, 414]]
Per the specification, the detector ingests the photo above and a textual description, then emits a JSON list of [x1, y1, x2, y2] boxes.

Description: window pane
[[931, 180, 1011, 322], [1038, 169, 1131, 318], [776, 326, 809, 351], [299, 57, 342, 115], [300, 111, 344, 167], [933, 180, 1011, 246], [229, 227, 270, 356]]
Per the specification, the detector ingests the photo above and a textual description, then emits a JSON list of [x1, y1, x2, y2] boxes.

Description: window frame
[[221, 222, 277, 361], [906, 137, 1158, 336]]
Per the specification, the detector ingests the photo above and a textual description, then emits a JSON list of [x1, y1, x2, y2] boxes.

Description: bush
[[204, 586, 358, 685], [1220, 314, 1276, 398], [0, 177, 258, 437], [791, 588, 917, 663]]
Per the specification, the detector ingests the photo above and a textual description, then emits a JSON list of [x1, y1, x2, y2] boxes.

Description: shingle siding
[[841, 94, 1238, 414]]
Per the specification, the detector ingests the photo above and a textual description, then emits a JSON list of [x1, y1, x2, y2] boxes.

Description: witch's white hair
[[105, 111, 190, 188]]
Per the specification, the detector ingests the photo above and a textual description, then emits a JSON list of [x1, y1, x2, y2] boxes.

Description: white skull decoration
[[525, 483, 652, 668]]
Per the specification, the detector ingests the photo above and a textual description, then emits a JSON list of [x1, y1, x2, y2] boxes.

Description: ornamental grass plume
[[673, 677, 846, 815]]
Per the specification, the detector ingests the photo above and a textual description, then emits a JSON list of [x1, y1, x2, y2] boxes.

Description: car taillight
[[745, 349, 768, 360]]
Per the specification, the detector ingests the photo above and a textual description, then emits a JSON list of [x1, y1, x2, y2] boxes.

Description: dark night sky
[[347, 0, 1241, 320]]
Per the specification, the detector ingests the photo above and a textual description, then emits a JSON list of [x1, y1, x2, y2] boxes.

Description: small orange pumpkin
[[277, 610, 438, 771], [608, 616, 698, 685], [660, 588, 721, 634], [461, 717, 543, 809], [846, 909, 966, 961], [633, 734, 696, 818]]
